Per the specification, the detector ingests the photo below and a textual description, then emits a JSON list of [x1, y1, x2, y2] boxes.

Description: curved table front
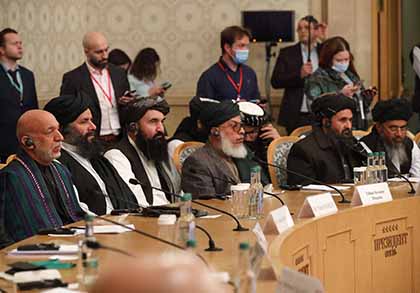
[[0, 182, 415, 292]]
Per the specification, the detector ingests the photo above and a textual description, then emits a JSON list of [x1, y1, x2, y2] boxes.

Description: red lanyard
[[90, 69, 113, 106], [217, 61, 243, 100]]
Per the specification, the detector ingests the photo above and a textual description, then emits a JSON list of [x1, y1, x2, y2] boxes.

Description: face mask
[[332, 61, 349, 73], [232, 49, 249, 64]]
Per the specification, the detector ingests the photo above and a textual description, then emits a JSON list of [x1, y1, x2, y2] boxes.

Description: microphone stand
[[129, 178, 249, 232], [252, 157, 351, 203]]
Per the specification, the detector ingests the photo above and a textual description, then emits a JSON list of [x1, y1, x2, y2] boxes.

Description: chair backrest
[[173, 141, 205, 173], [407, 130, 415, 141], [290, 125, 312, 139], [352, 130, 370, 140], [267, 136, 300, 189], [415, 131, 420, 147]]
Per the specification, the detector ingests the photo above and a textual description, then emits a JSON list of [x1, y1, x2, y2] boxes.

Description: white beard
[[220, 132, 247, 159]]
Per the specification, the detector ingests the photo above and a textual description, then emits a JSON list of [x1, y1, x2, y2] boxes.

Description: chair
[[415, 131, 420, 147], [267, 136, 300, 189], [352, 130, 370, 140], [407, 130, 415, 141], [173, 141, 204, 173], [289, 125, 312, 138]]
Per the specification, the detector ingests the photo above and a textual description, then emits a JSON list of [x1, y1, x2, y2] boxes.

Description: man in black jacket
[[0, 28, 38, 162], [271, 16, 327, 134], [287, 94, 363, 185], [361, 98, 420, 178], [44, 94, 138, 215], [60, 32, 132, 144]]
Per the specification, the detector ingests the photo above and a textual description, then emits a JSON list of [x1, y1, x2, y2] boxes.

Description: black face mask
[[135, 131, 169, 162]]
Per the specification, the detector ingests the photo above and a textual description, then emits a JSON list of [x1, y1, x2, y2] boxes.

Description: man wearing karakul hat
[[44, 93, 139, 215], [287, 93, 364, 185], [181, 100, 268, 198], [361, 98, 420, 177], [104, 96, 181, 207]]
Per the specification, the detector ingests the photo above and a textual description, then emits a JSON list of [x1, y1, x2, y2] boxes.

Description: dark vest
[[59, 150, 138, 214], [113, 137, 173, 205]]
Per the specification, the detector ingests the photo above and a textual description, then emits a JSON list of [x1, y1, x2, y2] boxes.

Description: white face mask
[[332, 61, 350, 73]]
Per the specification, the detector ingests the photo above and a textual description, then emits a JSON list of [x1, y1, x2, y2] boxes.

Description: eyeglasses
[[385, 125, 408, 133], [222, 120, 244, 133]]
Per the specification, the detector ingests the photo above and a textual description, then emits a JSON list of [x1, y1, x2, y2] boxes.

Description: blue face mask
[[332, 61, 349, 73], [233, 49, 249, 64]]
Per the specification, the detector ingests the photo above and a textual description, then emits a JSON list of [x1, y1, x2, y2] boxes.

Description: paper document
[[302, 184, 351, 191], [8, 244, 79, 256]]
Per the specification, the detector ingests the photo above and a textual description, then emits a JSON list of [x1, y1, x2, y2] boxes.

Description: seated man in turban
[[287, 93, 364, 185], [181, 100, 268, 198], [0, 110, 83, 248], [104, 97, 181, 207], [44, 94, 139, 215], [361, 98, 420, 177]]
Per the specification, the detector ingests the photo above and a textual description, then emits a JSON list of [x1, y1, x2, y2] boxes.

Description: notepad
[[8, 245, 79, 256]]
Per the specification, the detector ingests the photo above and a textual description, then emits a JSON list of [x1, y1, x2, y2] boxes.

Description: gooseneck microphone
[[394, 173, 416, 194], [94, 191, 222, 252], [252, 157, 350, 203], [76, 212, 208, 266], [190, 168, 285, 205], [129, 178, 249, 231], [85, 240, 134, 257]]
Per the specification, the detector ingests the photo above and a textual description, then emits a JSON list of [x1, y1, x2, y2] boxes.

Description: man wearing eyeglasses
[[361, 98, 420, 177], [104, 97, 181, 207], [181, 100, 268, 198]]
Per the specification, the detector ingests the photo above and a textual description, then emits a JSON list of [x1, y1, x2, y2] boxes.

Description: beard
[[220, 132, 247, 159], [90, 57, 108, 69], [135, 131, 169, 162], [65, 129, 104, 159], [384, 141, 408, 169]]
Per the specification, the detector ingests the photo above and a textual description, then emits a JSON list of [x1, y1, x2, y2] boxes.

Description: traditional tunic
[[0, 150, 83, 248]]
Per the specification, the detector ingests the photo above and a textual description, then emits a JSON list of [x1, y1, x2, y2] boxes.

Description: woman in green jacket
[[305, 36, 376, 130]]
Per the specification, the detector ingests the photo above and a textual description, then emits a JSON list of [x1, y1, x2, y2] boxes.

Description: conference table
[[0, 182, 417, 292]]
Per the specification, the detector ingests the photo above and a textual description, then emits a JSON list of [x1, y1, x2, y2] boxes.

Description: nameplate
[[276, 267, 324, 293], [252, 222, 268, 254], [351, 183, 392, 207], [263, 205, 294, 235], [298, 193, 338, 218]]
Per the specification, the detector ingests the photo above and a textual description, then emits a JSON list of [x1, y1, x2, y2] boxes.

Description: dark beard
[[328, 128, 355, 151], [90, 58, 108, 69], [135, 131, 169, 162], [67, 131, 104, 159]]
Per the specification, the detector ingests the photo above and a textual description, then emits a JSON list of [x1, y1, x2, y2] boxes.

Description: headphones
[[24, 136, 35, 148], [211, 128, 220, 137], [128, 122, 138, 133]]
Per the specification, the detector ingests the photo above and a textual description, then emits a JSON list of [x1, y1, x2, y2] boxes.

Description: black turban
[[311, 93, 356, 120], [200, 100, 240, 128], [44, 93, 90, 126], [125, 96, 170, 124], [372, 98, 412, 122], [189, 96, 220, 120]]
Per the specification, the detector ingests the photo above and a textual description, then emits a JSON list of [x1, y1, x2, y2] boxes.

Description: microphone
[[189, 168, 285, 206], [252, 157, 350, 203], [76, 211, 208, 266], [85, 240, 134, 257], [129, 178, 249, 232], [94, 191, 222, 251], [394, 173, 416, 194]]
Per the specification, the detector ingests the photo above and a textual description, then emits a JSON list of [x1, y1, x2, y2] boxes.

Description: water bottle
[[378, 151, 388, 182], [366, 153, 377, 184], [176, 193, 195, 247], [78, 214, 99, 288], [235, 242, 256, 293], [158, 214, 176, 243], [249, 166, 264, 219]]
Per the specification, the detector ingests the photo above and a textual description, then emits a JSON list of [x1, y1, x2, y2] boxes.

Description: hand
[[315, 22, 328, 42], [300, 62, 313, 78], [341, 84, 359, 97], [361, 86, 378, 98], [259, 124, 280, 140], [148, 86, 165, 97], [118, 94, 135, 105]]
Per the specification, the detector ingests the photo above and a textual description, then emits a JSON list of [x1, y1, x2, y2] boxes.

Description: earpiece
[[24, 137, 34, 148], [211, 128, 220, 137], [325, 119, 331, 128], [128, 122, 138, 133]]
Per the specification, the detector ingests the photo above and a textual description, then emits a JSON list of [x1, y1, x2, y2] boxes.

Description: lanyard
[[6, 70, 24, 98], [90, 69, 113, 106], [217, 61, 243, 100]]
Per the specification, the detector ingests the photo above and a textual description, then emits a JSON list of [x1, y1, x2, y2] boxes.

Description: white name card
[[263, 205, 294, 235], [252, 222, 268, 254], [298, 193, 338, 218], [276, 267, 324, 293], [351, 182, 393, 207]]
